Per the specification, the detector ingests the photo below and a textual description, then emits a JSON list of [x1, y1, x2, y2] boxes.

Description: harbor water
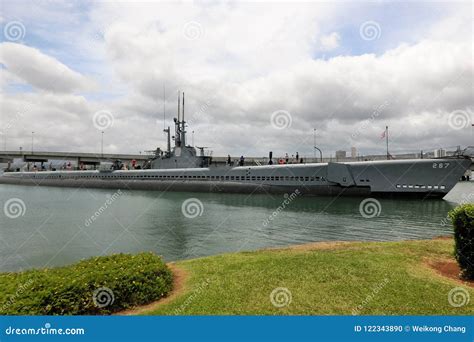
[[0, 182, 472, 272]]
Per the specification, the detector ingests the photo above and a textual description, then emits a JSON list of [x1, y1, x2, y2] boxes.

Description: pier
[[0, 150, 472, 171], [0, 151, 149, 167]]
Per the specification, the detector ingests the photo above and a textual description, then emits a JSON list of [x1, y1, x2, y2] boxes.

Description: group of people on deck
[[226, 153, 304, 167], [273, 152, 303, 165]]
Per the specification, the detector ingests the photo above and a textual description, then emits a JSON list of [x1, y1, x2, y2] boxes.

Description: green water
[[0, 182, 472, 272]]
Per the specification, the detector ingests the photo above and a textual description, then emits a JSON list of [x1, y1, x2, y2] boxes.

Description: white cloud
[[0, 43, 95, 93], [319, 32, 340, 51], [0, 2, 472, 158]]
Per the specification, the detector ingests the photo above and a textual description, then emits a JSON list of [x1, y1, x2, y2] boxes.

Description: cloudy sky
[[0, 0, 472, 159]]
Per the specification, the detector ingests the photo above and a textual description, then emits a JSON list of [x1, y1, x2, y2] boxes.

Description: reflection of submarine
[[139, 190, 456, 215], [1, 94, 472, 198]]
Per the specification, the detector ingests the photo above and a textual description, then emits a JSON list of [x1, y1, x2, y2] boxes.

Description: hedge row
[[0, 252, 173, 315], [449, 203, 474, 280]]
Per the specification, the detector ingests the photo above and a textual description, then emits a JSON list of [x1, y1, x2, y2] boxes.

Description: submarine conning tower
[[174, 91, 186, 148], [150, 92, 212, 169]]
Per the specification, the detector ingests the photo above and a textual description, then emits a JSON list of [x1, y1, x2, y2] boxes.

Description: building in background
[[351, 147, 356, 158], [434, 149, 446, 158], [335, 150, 346, 160]]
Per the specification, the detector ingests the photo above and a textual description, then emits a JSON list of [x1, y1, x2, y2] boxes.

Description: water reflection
[[0, 182, 471, 272]]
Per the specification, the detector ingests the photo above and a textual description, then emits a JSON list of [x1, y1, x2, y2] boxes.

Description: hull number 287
[[432, 162, 450, 169]]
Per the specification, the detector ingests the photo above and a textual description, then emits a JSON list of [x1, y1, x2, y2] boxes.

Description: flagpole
[[386, 125, 389, 160]]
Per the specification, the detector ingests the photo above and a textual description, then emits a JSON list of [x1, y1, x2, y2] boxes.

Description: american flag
[[380, 130, 386, 139]]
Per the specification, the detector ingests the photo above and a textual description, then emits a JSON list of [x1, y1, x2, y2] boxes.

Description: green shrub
[[449, 204, 474, 280], [0, 252, 173, 315]]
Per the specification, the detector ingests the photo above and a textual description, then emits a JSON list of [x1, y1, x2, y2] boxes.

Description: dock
[[0, 150, 472, 171], [0, 151, 149, 167]]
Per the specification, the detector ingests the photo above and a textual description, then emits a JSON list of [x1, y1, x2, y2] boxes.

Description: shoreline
[[3, 236, 472, 316]]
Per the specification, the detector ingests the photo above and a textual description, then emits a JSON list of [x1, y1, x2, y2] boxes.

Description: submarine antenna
[[178, 91, 181, 122], [174, 91, 181, 147], [163, 84, 166, 130], [162, 85, 171, 155], [181, 92, 186, 146]]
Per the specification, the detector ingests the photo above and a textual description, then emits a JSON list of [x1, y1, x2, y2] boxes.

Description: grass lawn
[[142, 239, 473, 315]]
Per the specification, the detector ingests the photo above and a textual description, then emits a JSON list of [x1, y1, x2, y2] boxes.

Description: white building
[[351, 147, 356, 158], [434, 149, 446, 158]]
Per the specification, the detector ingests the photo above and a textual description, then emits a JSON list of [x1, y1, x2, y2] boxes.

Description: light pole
[[313, 129, 322, 162], [314, 146, 323, 163], [313, 129, 316, 159], [192, 130, 195, 147], [101, 131, 104, 157], [31, 131, 34, 153]]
